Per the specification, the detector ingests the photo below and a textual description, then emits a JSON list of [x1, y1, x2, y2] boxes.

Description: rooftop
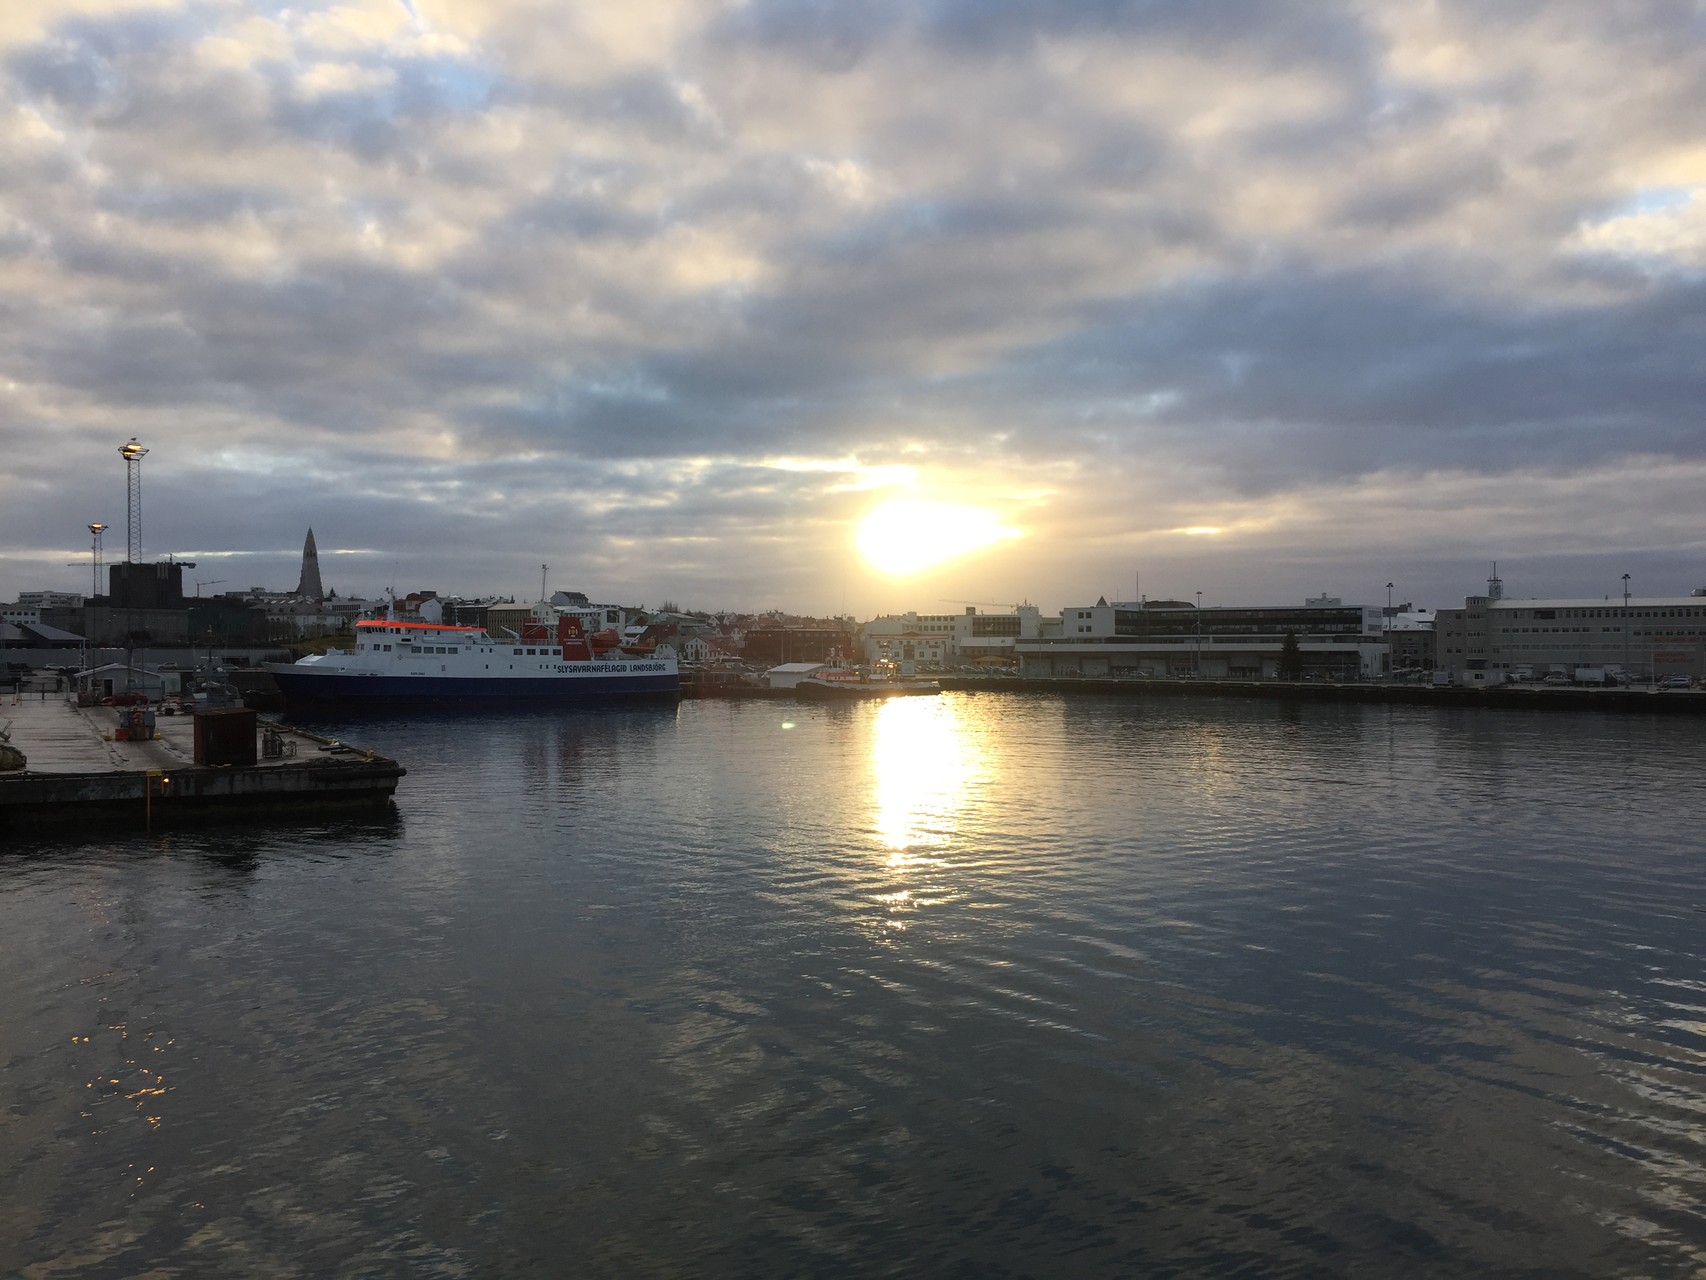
[[1473, 596, 1706, 609]]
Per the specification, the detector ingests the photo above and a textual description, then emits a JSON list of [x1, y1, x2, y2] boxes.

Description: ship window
[[448, 647, 458, 654], [384, 644, 392, 652], [513, 648, 522, 655]]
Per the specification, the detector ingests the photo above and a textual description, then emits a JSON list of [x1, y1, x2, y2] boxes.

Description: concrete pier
[[0, 696, 405, 830]]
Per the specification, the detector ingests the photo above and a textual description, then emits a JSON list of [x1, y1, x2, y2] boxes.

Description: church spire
[[295, 527, 324, 600]]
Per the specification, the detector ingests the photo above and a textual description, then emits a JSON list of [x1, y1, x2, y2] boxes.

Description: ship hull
[[268, 668, 679, 705]]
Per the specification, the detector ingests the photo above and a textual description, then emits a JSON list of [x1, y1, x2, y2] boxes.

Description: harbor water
[[3, 694, 1704, 1276]]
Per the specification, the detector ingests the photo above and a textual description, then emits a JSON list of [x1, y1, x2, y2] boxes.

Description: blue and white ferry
[[266, 616, 679, 705]]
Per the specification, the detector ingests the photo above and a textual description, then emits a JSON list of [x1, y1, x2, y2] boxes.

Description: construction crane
[[194, 579, 227, 597]]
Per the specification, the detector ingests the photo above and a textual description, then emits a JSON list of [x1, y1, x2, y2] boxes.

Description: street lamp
[[1386, 582, 1394, 678], [1195, 591, 1202, 676], [118, 437, 148, 564], [1622, 573, 1631, 680], [87, 523, 107, 598]]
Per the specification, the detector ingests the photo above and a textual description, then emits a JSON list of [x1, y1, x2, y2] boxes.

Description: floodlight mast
[[88, 523, 107, 597], [119, 438, 148, 563]]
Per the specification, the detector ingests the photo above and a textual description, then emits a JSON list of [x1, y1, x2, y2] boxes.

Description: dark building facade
[[1388, 626, 1436, 671], [744, 627, 856, 666], [108, 561, 186, 611]]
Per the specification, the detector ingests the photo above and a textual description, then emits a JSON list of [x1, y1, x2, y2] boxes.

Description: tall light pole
[[1386, 582, 1394, 678], [1622, 573, 1631, 679], [88, 523, 107, 597], [1195, 590, 1203, 676], [119, 438, 148, 564]]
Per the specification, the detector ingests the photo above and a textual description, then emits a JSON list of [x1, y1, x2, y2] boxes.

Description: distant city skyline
[[3, 3, 1704, 615]]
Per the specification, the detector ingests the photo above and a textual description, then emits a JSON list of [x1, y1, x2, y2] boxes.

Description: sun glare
[[856, 500, 1019, 576]]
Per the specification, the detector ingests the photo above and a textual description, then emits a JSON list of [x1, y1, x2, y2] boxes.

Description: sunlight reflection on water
[[870, 696, 989, 856]]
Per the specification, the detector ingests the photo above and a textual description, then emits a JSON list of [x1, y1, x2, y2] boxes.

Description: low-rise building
[[866, 629, 952, 669], [1436, 586, 1706, 683], [861, 605, 1045, 666], [745, 627, 855, 666], [262, 597, 366, 639], [73, 662, 169, 700], [17, 590, 85, 610], [1017, 598, 1388, 680], [765, 662, 827, 689], [1385, 610, 1436, 672], [7, 591, 86, 627], [0, 619, 86, 650]]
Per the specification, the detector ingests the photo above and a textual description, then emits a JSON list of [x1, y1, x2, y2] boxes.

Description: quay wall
[[1, 758, 405, 829], [934, 676, 1706, 715]]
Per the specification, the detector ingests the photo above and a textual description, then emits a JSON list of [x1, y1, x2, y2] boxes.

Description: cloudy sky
[[3, 0, 1704, 616]]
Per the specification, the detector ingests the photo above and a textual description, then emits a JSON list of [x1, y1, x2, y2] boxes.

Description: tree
[[1279, 630, 1304, 680]]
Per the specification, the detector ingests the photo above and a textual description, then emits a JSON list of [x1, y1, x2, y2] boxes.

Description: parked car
[[1659, 675, 1692, 690], [1541, 673, 1572, 686]]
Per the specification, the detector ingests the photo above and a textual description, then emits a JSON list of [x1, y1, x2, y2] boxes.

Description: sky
[[3, 0, 1705, 617]]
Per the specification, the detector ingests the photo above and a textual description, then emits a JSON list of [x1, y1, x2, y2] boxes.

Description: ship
[[265, 614, 679, 705]]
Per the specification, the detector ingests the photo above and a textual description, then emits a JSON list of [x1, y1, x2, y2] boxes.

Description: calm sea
[[3, 694, 1704, 1277]]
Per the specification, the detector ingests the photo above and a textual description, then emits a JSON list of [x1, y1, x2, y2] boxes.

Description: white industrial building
[[765, 662, 827, 689], [1436, 578, 1706, 684], [862, 605, 1046, 667]]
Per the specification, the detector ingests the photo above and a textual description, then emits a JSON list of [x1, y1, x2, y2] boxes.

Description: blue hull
[[271, 670, 680, 705]]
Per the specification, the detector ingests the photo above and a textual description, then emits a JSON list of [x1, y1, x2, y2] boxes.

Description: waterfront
[[3, 695, 1704, 1276]]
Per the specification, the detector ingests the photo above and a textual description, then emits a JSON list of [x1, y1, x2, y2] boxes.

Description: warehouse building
[[1015, 599, 1388, 680], [1436, 585, 1706, 684]]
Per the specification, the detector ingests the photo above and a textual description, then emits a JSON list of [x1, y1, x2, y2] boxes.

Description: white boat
[[266, 616, 679, 706]]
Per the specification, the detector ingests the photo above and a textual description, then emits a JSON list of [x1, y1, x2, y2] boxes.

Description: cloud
[[3, 0, 1706, 614]]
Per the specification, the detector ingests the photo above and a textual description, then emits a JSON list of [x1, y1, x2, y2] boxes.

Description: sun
[[856, 500, 1020, 577]]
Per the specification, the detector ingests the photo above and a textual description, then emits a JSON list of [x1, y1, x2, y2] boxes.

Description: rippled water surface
[[4, 694, 1705, 1276]]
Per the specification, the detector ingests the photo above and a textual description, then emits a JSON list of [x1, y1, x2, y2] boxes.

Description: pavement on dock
[[1, 697, 316, 774]]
